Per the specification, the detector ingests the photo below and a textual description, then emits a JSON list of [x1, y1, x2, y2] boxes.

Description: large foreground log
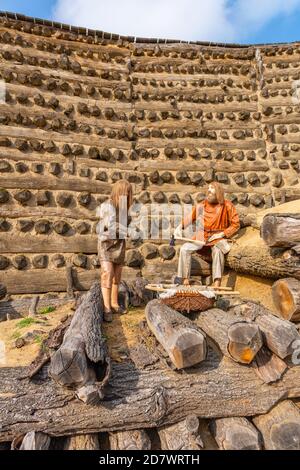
[[272, 278, 300, 322], [64, 434, 99, 450], [145, 300, 206, 369], [195, 308, 263, 364], [1, 350, 300, 441], [261, 214, 300, 248], [231, 302, 300, 359], [211, 417, 262, 450], [253, 401, 300, 450], [226, 227, 300, 281], [158, 415, 203, 450], [49, 282, 110, 404]]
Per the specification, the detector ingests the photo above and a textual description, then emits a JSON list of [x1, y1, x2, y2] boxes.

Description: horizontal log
[[1, 348, 300, 441], [0, 234, 98, 253], [226, 227, 300, 281], [3, 267, 140, 294], [261, 214, 300, 248]]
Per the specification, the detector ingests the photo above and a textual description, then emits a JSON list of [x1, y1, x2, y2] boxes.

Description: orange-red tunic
[[182, 199, 240, 246]]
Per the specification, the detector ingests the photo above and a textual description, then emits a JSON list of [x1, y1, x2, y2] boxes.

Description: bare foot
[[183, 278, 190, 286], [212, 279, 221, 288]]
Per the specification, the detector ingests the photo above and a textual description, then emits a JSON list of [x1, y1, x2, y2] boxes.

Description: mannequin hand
[[174, 225, 182, 239], [207, 232, 225, 243]]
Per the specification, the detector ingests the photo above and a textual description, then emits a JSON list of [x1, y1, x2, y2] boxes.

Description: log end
[[170, 330, 206, 369]]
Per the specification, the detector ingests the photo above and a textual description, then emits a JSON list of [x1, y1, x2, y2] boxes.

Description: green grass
[[38, 306, 56, 315], [16, 317, 36, 329]]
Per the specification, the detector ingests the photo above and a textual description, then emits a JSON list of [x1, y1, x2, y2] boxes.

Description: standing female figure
[[97, 180, 134, 322]]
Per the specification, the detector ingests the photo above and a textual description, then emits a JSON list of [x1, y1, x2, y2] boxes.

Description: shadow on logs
[[49, 282, 111, 405]]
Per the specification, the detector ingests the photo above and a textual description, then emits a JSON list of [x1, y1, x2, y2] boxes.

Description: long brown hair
[[209, 182, 225, 205], [110, 180, 133, 210]]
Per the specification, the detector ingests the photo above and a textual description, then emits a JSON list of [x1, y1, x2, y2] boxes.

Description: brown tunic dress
[[97, 200, 131, 265]]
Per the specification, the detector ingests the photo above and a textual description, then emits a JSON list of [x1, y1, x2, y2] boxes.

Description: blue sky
[[1, 0, 300, 44]]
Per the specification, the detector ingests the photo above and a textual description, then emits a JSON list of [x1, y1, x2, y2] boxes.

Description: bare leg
[[100, 261, 114, 321]]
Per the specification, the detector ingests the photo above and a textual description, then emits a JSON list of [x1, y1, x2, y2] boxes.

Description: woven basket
[[161, 292, 214, 314]]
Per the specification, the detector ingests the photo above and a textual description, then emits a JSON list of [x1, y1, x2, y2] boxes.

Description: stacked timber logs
[[1, 13, 300, 292]]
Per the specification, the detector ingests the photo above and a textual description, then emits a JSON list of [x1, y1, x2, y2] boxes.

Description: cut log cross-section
[[211, 417, 262, 450], [195, 308, 263, 364], [253, 401, 300, 450], [145, 299, 207, 369], [158, 415, 203, 450], [64, 434, 100, 450], [261, 214, 300, 248], [272, 278, 300, 322], [49, 282, 111, 404]]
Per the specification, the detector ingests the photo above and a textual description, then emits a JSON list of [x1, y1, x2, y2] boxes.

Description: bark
[[211, 417, 262, 450], [261, 214, 300, 248], [253, 400, 300, 450], [1, 350, 300, 441], [272, 278, 300, 322], [226, 227, 300, 281], [145, 300, 207, 369], [195, 308, 263, 364], [0, 283, 6, 300]]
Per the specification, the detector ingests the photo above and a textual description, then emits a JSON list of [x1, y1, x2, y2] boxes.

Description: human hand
[[207, 232, 225, 243], [174, 225, 182, 239]]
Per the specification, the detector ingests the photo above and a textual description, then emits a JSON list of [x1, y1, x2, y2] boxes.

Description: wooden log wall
[[0, 13, 300, 293]]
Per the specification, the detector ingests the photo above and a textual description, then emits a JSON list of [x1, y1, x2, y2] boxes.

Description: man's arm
[[223, 202, 240, 238]]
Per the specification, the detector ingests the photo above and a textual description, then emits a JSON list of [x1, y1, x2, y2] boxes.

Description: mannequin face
[[206, 184, 218, 204]]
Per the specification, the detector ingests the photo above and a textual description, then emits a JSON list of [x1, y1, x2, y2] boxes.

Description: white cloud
[[52, 0, 300, 43]]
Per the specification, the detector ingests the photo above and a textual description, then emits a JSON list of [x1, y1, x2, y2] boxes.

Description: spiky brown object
[[162, 292, 214, 313]]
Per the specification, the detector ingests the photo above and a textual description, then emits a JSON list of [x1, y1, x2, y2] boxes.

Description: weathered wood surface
[[158, 415, 203, 450], [11, 431, 51, 451], [272, 278, 300, 322], [261, 214, 300, 248], [0, 284, 6, 300], [230, 301, 300, 359], [1, 349, 300, 441], [253, 401, 300, 450], [145, 300, 207, 369], [3, 268, 140, 294], [109, 430, 151, 450], [49, 282, 110, 404], [195, 308, 263, 364], [226, 228, 300, 281], [251, 347, 288, 384], [211, 417, 262, 450]]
